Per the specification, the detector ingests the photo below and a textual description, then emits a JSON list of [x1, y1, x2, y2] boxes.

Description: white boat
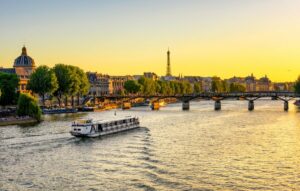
[[70, 116, 140, 137]]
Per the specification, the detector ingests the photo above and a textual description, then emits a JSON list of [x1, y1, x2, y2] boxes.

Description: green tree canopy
[[17, 93, 42, 121], [138, 77, 156, 95], [294, 76, 300, 94], [52, 64, 73, 106], [27, 65, 58, 105], [52, 64, 90, 107], [194, 83, 202, 93], [0, 72, 19, 106], [76, 67, 90, 96], [124, 80, 141, 94], [229, 83, 246, 92]]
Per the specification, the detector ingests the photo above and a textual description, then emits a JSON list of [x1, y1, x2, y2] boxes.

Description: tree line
[[211, 77, 246, 93], [27, 64, 90, 107], [124, 77, 194, 95], [123, 76, 246, 96]]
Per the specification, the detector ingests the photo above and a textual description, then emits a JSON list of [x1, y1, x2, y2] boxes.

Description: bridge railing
[[94, 91, 299, 99]]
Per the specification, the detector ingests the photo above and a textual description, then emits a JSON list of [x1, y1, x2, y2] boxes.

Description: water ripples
[[1, 101, 300, 190]]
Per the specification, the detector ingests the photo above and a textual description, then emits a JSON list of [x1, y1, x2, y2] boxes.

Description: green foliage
[[211, 77, 230, 93], [0, 72, 19, 106], [76, 67, 90, 96], [211, 77, 222, 92], [194, 83, 202, 93], [138, 77, 156, 95], [135, 77, 196, 96], [294, 76, 300, 94], [17, 93, 42, 121], [27, 65, 58, 105], [52, 64, 90, 106], [52, 64, 73, 97], [222, 80, 230, 92], [229, 83, 246, 92], [124, 80, 141, 94]]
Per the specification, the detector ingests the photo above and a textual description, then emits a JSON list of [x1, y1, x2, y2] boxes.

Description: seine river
[[1, 100, 300, 191]]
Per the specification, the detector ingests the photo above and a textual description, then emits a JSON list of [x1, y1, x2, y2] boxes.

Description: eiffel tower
[[166, 49, 172, 76]]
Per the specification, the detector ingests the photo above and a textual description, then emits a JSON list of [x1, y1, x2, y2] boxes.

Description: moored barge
[[70, 116, 140, 137]]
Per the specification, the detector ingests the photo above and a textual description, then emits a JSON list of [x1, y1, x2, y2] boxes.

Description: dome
[[13, 46, 35, 67]]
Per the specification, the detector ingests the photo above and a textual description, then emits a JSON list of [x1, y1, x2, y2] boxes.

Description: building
[[87, 73, 134, 96], [273, 82, 289, 91], [245, 74, 256, 92], [227, 76, 245, 85], [256, 75, 272, 91], [109, 76, 133, 95], [144, 72, 158, 81], [0, 46, 36, 92], [87, 72, 110, 96], [201, 77, 212, 92]]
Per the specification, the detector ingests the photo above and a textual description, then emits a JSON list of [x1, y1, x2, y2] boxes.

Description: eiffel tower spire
[[166, 48, 171, 76]]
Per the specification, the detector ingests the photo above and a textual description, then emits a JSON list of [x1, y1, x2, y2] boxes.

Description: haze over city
[[1, 0, 300, 81]]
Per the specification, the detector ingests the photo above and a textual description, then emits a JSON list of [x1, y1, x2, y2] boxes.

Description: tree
[[194, 83, 202, 93], [221, 80, 230, 92], [138, 77, 156, 95], [67, 65, 81, 107], [229, 83, 246, 92], [17, 93, 42, 121], [0, 72, 19, 106], [52, 64, 72, 107], [185, 82, 193, 94], [27, 65, 58, 106], [124, 80, 141, 94], [211, 77, 222, 92], [294, 76, 300, 94], [75, 67, 90, 106]]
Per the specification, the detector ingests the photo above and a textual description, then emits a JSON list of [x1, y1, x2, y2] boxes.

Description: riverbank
[[0, 116, 38, 126]]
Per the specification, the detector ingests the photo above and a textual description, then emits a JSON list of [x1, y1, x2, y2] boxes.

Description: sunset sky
[[0, 0, 300, 82]]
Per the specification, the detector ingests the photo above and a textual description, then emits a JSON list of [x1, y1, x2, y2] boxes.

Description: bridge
[[86, 91, 300, 111]]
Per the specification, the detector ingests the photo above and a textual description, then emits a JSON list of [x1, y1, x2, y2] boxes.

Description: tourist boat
[[70, 116, 140, 137]]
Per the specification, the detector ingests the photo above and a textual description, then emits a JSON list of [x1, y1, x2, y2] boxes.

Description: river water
[[1, 100, 300, 191]]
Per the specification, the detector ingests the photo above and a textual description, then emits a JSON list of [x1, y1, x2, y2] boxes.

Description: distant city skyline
[[1, 0, 300, 82]]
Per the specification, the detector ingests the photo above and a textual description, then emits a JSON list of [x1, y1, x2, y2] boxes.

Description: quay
[[83, 91, 299, 111]]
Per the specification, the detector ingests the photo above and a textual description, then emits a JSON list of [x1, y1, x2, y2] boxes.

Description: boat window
[[115, 121, 118, 125], [98, 124, 103, 131]]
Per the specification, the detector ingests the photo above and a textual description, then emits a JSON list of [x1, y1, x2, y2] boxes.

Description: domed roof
[[14, 46, 35, 67]]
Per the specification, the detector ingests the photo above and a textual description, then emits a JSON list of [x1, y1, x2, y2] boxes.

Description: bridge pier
[[214, 100, 221, 111], [284, 101, 289, 111], [248, 100, 254, 111], [151, 101, 160, 110], [182, 101, 190, 111]]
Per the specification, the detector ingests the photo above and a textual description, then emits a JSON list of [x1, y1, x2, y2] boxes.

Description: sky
[[0, 0, 300, 82]]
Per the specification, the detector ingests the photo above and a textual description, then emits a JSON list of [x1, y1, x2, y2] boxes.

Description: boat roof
[[74, 116, 137, 124], [95, 116, 137, 124]]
